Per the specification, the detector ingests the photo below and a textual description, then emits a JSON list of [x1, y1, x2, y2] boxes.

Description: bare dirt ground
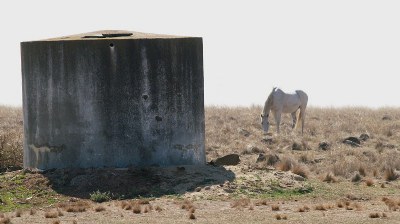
[[1, 106, 400, 223]]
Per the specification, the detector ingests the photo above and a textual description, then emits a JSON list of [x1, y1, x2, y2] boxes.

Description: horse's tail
[[295, 90, 308, 134], [295, 108, 302, 129]]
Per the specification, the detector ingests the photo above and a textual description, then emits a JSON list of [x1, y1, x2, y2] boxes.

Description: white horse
[[261, 87, 308, 134]]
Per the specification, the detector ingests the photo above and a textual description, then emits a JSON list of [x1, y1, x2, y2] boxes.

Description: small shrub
[[90, 190, 112, 203]]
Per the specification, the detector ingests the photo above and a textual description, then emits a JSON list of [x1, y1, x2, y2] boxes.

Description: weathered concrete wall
[[21, 31, 205, 169]]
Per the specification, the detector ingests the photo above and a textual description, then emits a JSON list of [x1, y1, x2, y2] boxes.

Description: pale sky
[[1, 0, 400, 107]]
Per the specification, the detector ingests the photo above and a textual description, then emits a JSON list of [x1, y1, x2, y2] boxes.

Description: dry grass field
[[1, 105, 400, 223]]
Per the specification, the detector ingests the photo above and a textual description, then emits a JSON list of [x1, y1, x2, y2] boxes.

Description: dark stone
[[267, 154, 280, 166], [343, 137, 361, 147], [318, 142, 330, 150], [256, 153, 266, 163], [359, 134, 370, 141], [292, 142, 303, 151], [213, 154, 240, 166], [238, 128, 250, 137], [261, 137, 274, 145]]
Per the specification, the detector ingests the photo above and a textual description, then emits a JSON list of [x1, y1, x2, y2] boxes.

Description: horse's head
[[260, 114, 270, 133]]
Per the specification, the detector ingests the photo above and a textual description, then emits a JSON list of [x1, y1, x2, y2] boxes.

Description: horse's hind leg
[[291, 111, 297, 129]]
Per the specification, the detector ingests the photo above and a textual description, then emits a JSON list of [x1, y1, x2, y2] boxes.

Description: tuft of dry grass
[[275, 214, 287, 220], [58, 201, 90, 213], [358, 166, 366, 176], [231, 198, 250, 209], [155, 206, 162, 212], [52, 220, 60, 224], [255, 199, 268, 206], [291, 164, 309, 178], [0, 217, 11, 224], [271, 204, 280, 211], [29, 209, 36, 216], [369, 213, 380, 218], [315, 204, 327, 211], [189, 213, 196, 219], [15, 209, 22, 217], [95, 206, 106, 212], [276, 158, 293, 172], [44, 211, 59, 218], [384, 167, 399, 181], [365, 178, 374, 186], [323, 173, 338, 183], [297, 205, 310, 212], [132, 204, 141, 214]]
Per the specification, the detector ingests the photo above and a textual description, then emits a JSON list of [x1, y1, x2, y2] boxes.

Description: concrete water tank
[[21, 30, 205, 169]]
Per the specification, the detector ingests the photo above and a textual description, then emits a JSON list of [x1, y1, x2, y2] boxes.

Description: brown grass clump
[[275, 214, 287, 220], [276, 159, 292, 172], [315, 204, 327, 211], [291, 164, 309, 178], [73, 220, 78, 224], [297, 205, 310, 212], [58, 201, 90, 213], [358, 166, 366, 176], [15, 209, 22, 217], [382, 197, 399, 211], [351, 172, 362, 182], [337, 201, 344, 208], [29, 209, 36, 215], [231, 198, 250, 208], [95, 206, 106, 212], [384, 168, 399, 181], [181, 199, 195, 211], [0, 217, 11, 224], [52, 220, 60, 224], [132, 204, 141, 214], [382, 212, 387, 218], [44, 211, 59, 218], [155, 206, 162, 212], [189, 213, 196, 219], [255, 199, 268, 206], [121, 201, 132, 210], [369, 213, 380, 218], [271, 204, 280, 211], [365, 178, 374, 186], [323, 173, 337, 183]]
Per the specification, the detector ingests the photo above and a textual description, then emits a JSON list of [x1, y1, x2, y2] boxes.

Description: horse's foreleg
[[274, 112, 282, 134]]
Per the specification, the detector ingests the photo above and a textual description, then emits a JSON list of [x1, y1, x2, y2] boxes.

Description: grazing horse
[[261, 87, 308, 134]]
